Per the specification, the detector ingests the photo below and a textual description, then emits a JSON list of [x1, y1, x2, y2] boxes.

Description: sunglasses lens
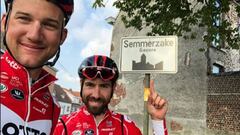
[[101, 68, 115, 80], [82, 67, 115, 81], [83, 67, 98, 79]]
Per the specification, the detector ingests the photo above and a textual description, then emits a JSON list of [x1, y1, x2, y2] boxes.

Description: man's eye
[[85, 83, 94, 87], [43, 22, 59, 30], [101, 84, 110, 88], [17, 16, 31, 23]]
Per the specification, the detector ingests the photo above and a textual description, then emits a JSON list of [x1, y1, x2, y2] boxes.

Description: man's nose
[[26, 22, 43, 42], [91, 86, 101, 98]]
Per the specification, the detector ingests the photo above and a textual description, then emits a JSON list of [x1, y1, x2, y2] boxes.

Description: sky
[[1, 0, 119, 91]]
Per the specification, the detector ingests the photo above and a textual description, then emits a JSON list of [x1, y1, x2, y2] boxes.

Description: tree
[[93, 0, 240, 50]]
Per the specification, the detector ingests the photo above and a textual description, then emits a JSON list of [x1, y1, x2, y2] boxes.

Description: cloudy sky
[[1, 0, 118, 91]]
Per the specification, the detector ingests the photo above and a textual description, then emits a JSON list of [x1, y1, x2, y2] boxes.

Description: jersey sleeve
[[152, 118, 168, 135], [51, 103, 61, 135], [122, 115, 142, 135], [53, 115, 67, 135]]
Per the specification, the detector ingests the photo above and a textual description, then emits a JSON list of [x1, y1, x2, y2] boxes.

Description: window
[[67, 106, 70, 112], [61, 106, 65, 115], [212, 63, 224, 74]]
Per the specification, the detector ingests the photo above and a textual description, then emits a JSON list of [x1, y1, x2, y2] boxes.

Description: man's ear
[[60, 28, 68, 45], [1, 14, 7, 33]]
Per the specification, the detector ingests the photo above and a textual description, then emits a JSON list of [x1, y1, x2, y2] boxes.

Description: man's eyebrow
[[85, 81, 94, 84], [15, 11, 60, 25], [101, 82, 111, 86], [44, 17, 61, 26], [15, 11, 31, 16]]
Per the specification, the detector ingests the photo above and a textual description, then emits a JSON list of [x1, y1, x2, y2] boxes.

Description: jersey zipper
[[94, 113, 109, 135], [24, 71, 32, 135], [93, 116, 99, 135]]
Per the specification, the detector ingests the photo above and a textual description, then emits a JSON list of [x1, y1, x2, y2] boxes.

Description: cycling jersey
[[54, 105, 168, 135], [54, 105, 141, 135], [0, 51, 60, 135]]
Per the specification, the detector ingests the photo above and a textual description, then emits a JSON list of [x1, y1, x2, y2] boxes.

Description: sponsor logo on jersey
[[10, 89, 24, 100], [0, 83, 8, 93], [101, 128, 116, 132], [72, 130, 82, 135], [1, 122, 47, 135], [124, 115, 133, 123], [33, 106, 47, 115], [10, 76, 23, 87], [0, 72, 9, 80], [76, 123, 82, 127], [106, 120, 113, 127], [34, 97, 49, 108], [83, 123, 90, 129], [84, 129, 94, 135], [5, 56, 21, 70], [43, 93, 50, 101]]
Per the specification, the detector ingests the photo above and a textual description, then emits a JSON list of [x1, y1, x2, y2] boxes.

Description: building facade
[[109, 2, 240, 135]]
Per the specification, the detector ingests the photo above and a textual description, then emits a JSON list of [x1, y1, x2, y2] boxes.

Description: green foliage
[[93, 0, 240, 49], [92, 0, 105, 8]]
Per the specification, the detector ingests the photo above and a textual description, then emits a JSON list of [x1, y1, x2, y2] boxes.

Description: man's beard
[[82, 95, 110, 116]]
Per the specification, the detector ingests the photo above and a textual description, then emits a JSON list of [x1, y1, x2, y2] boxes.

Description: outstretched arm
[[147, 80, 168, 120], [147, 80, 168, 135]]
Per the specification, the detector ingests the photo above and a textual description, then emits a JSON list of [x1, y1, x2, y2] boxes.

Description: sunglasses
[[82, 66, 116, 81]]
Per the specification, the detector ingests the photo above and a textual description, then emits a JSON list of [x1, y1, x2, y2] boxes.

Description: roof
[[53, 84, 72, 103], [63, 88, 82, 103]]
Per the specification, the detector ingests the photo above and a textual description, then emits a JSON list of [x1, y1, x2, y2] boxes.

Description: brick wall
[[207, 72, 240, 132]]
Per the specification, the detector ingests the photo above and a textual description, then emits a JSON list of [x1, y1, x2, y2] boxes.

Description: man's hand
[[147, 80, 168, 120]]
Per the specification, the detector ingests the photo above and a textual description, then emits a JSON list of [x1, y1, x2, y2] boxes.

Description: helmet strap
[[44, 47, 61, 67], [80, 79, 85, 97], [3, 2, 15, 63]]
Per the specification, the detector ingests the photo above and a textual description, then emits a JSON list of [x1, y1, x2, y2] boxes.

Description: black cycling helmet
[[78, 55, 119, 82], [4, 0, 74, 25]]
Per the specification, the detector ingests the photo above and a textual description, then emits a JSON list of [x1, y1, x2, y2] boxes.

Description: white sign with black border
[[120, 36, 178, 73]]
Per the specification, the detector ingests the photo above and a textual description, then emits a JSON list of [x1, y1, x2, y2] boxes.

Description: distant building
[[64, 89, 82, 112], [51, 84, 82, 116], [132, 54, 163, 70], [52, 84, 72, 116]]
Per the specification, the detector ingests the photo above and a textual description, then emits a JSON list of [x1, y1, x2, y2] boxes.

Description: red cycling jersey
[[0, 51, 60, 135], [54, 105, 142, 135], [54, 105, 168, 135]]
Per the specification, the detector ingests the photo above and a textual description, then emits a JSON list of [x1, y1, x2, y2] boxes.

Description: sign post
[[120, 36, 178, 135], [143, 73, 150, 135]]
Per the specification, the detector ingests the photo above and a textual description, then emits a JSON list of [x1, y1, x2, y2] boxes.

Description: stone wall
[[209, 47, 240, 72], [207, 72, 240, 132], [110, 10, 240, 135], [110, 12, 208, 135]]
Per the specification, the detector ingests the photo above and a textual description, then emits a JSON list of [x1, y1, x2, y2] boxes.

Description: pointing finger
[[150, 80, 155, 96]]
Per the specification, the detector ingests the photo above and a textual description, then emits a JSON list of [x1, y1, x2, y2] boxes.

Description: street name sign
[[120, 36, 178, 73]]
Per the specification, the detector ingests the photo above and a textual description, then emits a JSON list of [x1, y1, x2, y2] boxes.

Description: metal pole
[[143, 73, 150, 135]]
